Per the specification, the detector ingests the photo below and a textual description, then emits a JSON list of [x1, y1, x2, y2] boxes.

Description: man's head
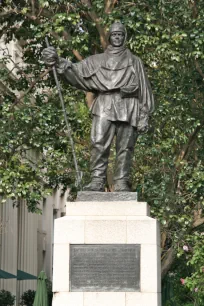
[[109, 21, 126, 47]]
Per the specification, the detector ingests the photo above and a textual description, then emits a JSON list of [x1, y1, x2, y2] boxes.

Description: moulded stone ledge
[[66, 201, 150, 217], [52, 292, 161, 306], [126, 292, 161, 306], [84, 292, 126, 306], [52, 292, 83, 306], [54, 215, 160, 245]]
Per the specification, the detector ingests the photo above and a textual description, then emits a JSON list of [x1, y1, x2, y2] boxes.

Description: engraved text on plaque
[[70, 244, 140, 292]]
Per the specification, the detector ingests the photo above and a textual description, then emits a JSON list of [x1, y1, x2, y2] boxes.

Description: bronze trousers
[[90, 115, 137, 182]]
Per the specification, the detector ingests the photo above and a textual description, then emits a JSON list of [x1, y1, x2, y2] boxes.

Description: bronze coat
[[57, 47, 154, 129]]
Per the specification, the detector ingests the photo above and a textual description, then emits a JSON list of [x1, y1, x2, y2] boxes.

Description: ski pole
[[45, 37, 82, 188]]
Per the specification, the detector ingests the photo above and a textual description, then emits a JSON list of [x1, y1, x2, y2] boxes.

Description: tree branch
[[161, 208, 204, 278], [0, 48, 32, 85], [85, 92, 96, 108], [193, 209, 204, 228], [104, 0, 118, 14], [72, 50, 83, 61], [176, 124, 203, 166], [88, 12, 108, 49], [161, 231, 167, 249], [193, 217, 204, 228], [0, 9, 16, 18], [189, 0, 198, 18], [0, 8, 84, 62], [81, 0, 108, 50], [12, 68, 51, 108], [51, 31, 83, 61], [161, 246, 176, 279], [30, 0, 36, 16], [0, 80, 16, 99], [195, 59, 204, 79]]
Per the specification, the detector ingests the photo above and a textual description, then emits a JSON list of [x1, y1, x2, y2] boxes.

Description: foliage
[[1, 0, 204, 304], [0, 289, 15, 306], [184, 232, 204, 304], [20, 290, 36, 306]]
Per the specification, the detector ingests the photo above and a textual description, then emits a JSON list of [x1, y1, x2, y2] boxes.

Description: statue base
[[52, 193, 161, 306]]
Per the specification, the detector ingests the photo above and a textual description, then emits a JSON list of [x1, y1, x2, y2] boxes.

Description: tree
[[20, 290, 36, 306], [1, 0, 204, 304], [0, 289, 15, 306]]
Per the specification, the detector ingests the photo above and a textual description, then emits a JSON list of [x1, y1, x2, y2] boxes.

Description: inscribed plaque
[[70, 244, 140, 292]]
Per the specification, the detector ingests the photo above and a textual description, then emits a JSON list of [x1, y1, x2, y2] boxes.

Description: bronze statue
[[42, 22, 154, 192]]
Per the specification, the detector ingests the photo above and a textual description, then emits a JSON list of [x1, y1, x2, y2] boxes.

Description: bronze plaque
[[70, 244, 140, 292]]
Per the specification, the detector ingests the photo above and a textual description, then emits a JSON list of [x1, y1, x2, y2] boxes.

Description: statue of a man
[[42, 22, 154, 192]]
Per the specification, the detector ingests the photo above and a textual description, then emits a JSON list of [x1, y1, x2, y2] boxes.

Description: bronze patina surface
[[42, 22, 154, 191]]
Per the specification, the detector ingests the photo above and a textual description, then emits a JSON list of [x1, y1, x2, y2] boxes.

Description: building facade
[[0, 189, 67, 305], [0, 38, 67, 305]]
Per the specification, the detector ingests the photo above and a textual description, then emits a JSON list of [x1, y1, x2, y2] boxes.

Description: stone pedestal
[[52, 195, 161, 306]]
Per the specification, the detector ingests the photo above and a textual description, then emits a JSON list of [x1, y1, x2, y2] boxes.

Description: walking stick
[[45, 37, 82, 189]]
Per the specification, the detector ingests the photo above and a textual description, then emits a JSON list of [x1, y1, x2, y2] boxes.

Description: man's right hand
[[42, 47, 59, 66]]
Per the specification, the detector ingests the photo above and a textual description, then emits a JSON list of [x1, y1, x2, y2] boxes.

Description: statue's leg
[[114, 123, 137, 191], [84, 115, 115, 191]]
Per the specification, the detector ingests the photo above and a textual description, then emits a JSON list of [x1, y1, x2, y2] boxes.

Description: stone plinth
[[52, 194, 161, 306]]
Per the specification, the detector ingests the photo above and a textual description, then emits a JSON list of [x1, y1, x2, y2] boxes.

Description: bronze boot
[[83, 177, 106, 192], [114, 179, 131, 192]]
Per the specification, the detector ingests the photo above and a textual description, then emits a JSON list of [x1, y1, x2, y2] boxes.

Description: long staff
[[45, 37, 81, 188]]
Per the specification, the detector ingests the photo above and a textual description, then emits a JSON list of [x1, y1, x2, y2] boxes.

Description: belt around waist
[[98, 91, 138, 98], [99, 90, 120, 95]]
